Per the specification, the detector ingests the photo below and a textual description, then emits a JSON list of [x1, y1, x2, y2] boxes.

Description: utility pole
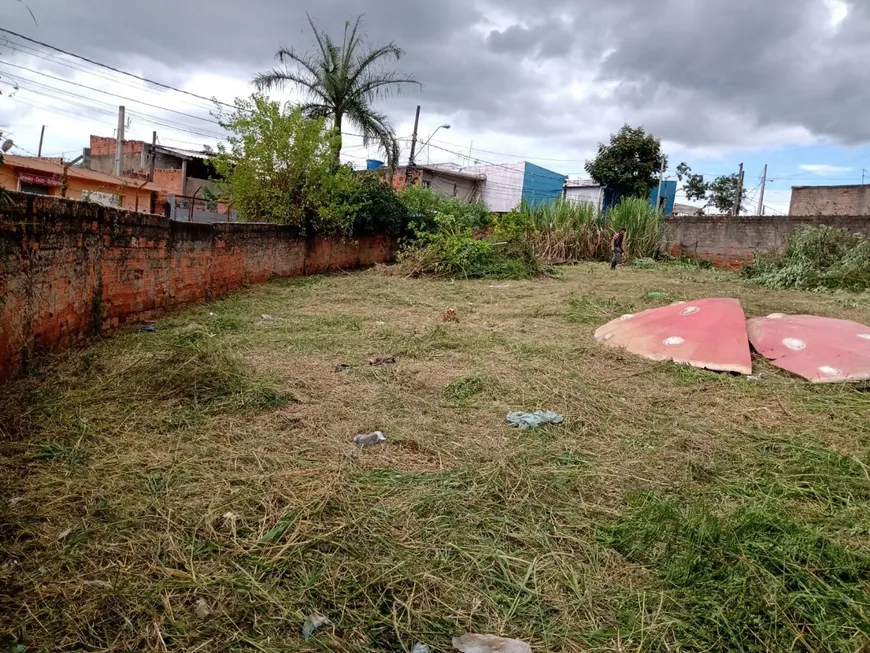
[[37, 125, 45, 158], [408, 105, 421, 166], [757, 164, 767, 215], [148, 131, 157, 182], [733, 162, 744, 216], [405, 105, 421, 188], [113, 105, 126, 176]]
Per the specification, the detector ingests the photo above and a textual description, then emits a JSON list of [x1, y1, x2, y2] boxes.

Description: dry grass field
[[2, 263, 868, 652]]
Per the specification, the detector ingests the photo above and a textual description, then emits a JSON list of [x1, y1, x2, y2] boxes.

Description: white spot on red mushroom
[[663, 337, 685, 346], [818, 366, 841, 376], [783, 338, 806, 351], [768, 313, 788, 319], [858, 334, 870, 341], [620, 314, 634, 321], [680, 306, 700, 316]]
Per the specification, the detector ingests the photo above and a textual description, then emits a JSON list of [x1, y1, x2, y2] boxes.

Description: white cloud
[[798, 164, 855, 175]]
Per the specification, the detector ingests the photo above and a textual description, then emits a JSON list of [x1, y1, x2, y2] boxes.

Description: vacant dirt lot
[[2, 263, 868, 652]]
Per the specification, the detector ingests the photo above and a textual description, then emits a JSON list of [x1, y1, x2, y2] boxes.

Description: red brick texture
[[663, 214, 870, 268], [0, 193, 396, 382]]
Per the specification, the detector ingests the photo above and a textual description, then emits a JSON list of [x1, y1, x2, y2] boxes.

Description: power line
[[0, 60, 222, 126], [0, 27, 236, 110]]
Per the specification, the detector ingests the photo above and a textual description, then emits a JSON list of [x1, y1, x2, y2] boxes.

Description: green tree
[[254, 15, 419, 169], [585, 125, 666, 199], [208, 94, 357, 231], [676, 162, 747, 214]]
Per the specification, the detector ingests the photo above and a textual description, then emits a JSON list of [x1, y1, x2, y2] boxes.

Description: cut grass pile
[[1, 264, 869, 652]]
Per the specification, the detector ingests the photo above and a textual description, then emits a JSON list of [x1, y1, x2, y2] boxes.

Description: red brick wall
[[0, 193, 396, 382], [664, 214, 870, 268], [90, 135, 145, 156]]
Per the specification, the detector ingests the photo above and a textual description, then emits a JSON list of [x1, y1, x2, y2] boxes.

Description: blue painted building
[[649, 180, 677, 215], [464, 161, 567, 212]]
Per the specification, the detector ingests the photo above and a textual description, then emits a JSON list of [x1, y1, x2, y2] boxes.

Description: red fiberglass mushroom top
[[747, 314, 870, 383], [594, 298, 752, 374]]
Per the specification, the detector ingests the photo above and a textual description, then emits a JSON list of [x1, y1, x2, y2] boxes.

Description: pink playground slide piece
[[747, 314, 870, 383], [594, 298, 752, 374]]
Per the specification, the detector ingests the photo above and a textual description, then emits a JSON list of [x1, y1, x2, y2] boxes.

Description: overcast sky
[[2, 0, 869, 213]]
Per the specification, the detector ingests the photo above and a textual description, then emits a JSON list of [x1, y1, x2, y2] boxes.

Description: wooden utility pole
[[757, 164, 767, 215], [408, 105, 421, 166], [733, 162, 744, 216], [37, 125, 45, 158], [654, 156, 666, 211], [148, 131, 157, 181], [113, 106, 126, 176]]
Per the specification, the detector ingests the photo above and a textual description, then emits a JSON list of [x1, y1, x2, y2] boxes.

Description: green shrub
[[743, 226, 870, 292], [401, 185, 493, 237], [341, 174, 411, 236]]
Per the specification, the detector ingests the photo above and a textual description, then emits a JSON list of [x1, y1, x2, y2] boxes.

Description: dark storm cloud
[[5, 0, 870, 150]]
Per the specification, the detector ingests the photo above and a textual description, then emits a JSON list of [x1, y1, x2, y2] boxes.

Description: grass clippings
[[1, 263, 869, 652]]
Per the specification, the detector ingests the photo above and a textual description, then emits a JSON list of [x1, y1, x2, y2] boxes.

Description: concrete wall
[[422, 170, 480, 203], [789, 185, 870, 216], [664, 214, 870, 268], [564, 184, 602, 207], [0, 192, 396, 383], [465, 162, 525, 213]]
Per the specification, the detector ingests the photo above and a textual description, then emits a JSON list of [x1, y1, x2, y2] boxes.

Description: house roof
[[155, 145, 210, 161], [415, 164, 486, 181], [564, 178, 600, 188], [3, 154, 159, 191]]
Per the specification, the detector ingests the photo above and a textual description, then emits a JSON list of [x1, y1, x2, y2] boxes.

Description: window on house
[[19, 181, 52, 195]]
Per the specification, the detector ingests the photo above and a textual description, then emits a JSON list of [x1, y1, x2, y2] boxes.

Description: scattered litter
[[140, 324, 157, 333], [506, 411, 564, 430], [353, 431, 386, 448], [209, 312, 216, 317], [443, 308, 459, 323], [335, 363, 352, 373], [375, 321, 386, 326], [453, 633, 532, 653], [412, 644, 430, 653], [222, 511, 240, 526], [369, 355, 397, 366], [746, 375, 760, 381], [648, 291, 665, 298], [84, 580, 113, 590], [261, 314, 273, 321], [489, 284, 510, 289], [303, 613, 329, 640], [195, 598, 212, 620], [8, 497, 23, 507], [58, 527, 72, 540]]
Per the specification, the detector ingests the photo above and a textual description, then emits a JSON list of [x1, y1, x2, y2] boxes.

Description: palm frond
[[345, 99, 400, 168], [351, 71, 421, 103]]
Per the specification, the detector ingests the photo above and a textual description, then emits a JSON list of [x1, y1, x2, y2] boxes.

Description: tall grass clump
[[607, 196, 664, 260], [743, 225, 870, 292], [501, 196, 663, 264]]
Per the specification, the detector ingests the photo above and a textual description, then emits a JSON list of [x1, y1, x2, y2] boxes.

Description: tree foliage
[[585, 125, 666, 199], [676, 162, 747, 214], [254, 14, 419, 169], [208, 94, 357, 232]]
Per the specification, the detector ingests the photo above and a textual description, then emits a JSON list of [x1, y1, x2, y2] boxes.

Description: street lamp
[[423, 124, 451, 164]]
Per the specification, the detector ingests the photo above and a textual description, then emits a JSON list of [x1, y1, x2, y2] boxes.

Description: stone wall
[[789, 185, 870, 216], [664, 214, 870, 268], [0, 193, 396, 382]]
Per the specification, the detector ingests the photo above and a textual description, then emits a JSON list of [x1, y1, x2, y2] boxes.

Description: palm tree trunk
[[333, 113, 343, 165]]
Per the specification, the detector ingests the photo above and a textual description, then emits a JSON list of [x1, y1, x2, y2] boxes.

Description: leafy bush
[[743, 226, 870, 292], [339, 174, 411, 236], [400, 185, 493, 237], [397, 207, 545, 279]]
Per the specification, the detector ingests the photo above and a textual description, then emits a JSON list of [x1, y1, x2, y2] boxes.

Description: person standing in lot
[[611, 228, 626, 270]]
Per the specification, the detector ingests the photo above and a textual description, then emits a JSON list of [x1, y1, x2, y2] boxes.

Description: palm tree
[[254, 15, 419, 169]]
